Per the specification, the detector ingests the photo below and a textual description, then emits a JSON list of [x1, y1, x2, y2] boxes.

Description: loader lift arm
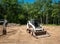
[[0, 19, 8, 35]]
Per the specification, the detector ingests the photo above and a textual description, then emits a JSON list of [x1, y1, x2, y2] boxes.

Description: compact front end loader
[[0, 19, 8, 35], [27, 19, 50, 38]]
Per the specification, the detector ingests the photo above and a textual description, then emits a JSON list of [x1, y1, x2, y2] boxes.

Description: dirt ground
[[0, 25, 60, 44]]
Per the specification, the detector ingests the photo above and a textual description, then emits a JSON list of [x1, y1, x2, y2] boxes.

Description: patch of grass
[[43, 24, 60, 26]]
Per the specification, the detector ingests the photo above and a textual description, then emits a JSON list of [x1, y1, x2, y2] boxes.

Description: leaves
[[0, 0, 60, 24]]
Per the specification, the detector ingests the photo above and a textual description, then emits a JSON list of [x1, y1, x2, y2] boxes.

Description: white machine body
[[27, 20, 44, 32]]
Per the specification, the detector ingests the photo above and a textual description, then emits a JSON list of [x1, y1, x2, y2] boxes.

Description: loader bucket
[[35, 31, 46, 36]]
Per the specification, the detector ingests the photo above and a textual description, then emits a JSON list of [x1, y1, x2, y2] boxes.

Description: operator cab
[[30, 19, 40, 28]]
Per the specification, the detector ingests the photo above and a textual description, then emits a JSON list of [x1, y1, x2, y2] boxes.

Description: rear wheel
[[27, 29, 31, 33], [3, 29, 7, 35]]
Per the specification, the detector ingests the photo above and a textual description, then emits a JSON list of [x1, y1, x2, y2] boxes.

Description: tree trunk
[[40, 17, 42, 24], [58, 17, 60, 24], [53, 17, 55, 24], [46, 14, 48, 24]]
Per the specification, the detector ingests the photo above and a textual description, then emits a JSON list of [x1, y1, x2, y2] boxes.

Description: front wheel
[[32, 31, 36, 36]]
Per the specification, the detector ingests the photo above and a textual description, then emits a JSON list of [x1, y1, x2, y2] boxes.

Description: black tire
[[32, 31, 35, 36], [29, 30, 31, 33], [43, 29, 44, 31], [27, 29, 31, 33], [3, 29, 7, 35]]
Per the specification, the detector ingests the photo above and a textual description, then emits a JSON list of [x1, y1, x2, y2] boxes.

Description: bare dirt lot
[[0, 25, 60, 44]]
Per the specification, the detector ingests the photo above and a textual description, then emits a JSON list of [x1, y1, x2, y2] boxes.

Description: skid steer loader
[[0, 19, 8, 35], [27, 19, 50, 38]]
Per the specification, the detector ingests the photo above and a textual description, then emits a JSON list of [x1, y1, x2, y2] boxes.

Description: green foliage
[[0, 0, 60, 24]]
